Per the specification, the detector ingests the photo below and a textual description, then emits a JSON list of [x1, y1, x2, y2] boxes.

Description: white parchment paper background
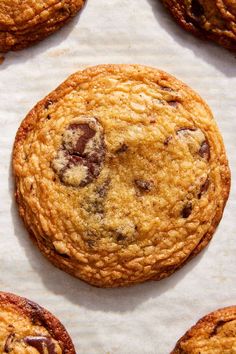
[[0, 1, 236, 353]]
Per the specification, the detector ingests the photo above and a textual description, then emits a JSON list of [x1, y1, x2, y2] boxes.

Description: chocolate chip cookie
[[161, 0, 236, 51], [171, 306, 236, 353], [0, 292, 75, 353], [0, 0, 85, 52], [13, 64, 230, 287]]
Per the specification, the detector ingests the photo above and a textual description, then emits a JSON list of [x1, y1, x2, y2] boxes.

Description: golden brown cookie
[[0, 292, 75, 353], [13, 64, 230, 288], [171, 306, 236, 353], [161, 0, 236, 52], [0, 0, 85, 52]]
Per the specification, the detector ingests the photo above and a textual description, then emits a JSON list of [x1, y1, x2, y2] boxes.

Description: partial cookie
[[161, 0, 236, 52], [0, 0, 85, 52], [13, 64, 230, 288], [0, 291, 75, 353], [171, 306, 236, 353]]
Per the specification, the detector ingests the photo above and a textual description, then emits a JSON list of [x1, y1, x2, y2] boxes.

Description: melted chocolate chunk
[[87, 239, 96, 248], [191, 0, 204, 17], [177, 127, 210, 161], [24, 336, 57, 354], [114, 230, 136, 245], [162, 86, 173, 92], [44, 100, 53, 109], [52, 118, 105, 187], [4, 333, 15, 353], [198, 177, 210, 199], [116, 143, 128, 154], [96, 179, 110, 199], [164, 136, 172, 146], [168, 101, 178, 107], [83, 229, 98, 244], [199, 140, 210, 160], [27, 301, 48, 327], [135, 179, 153, 192], [210, 319, 234, 337], [116, 232, 126, 243], [88, 180, 110, 215], [67, 123, 96, 155], [59, 5, 70, 15], [181, 203, 192, 218]]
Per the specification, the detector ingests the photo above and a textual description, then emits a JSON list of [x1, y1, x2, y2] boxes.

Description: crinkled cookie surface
[[171, 306, 236, 353], [162, 0, 236, 51], [13, 64, 230, 287], [0, 0, 84, 52], [0, 292, 75, 353]]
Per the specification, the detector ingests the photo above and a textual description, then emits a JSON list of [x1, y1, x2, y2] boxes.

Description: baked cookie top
[[0, 292, 75, 353], [13, 64, 230, 287], [162, 0, 236, 51], [171, 306, 236, 353], [0, 0, 84, 52]]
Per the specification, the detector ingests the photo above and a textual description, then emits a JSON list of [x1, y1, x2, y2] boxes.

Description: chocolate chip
[[4, 333, 15, 353], [181, 203, 192, 218], [96, 179, 110, 198], [83, 230, 99, 248], [115, 143, 128, 154], [47, 114, 51, 120], [59, 5, 70, 15], [162, 86, 173, 92], [52, 117, 105, 188], [112, 224, 137, 245], [198, 177, 210, 199], [87, 239, 96, 248], [199, 140, 210, 161], [114, 230, 134, 245], [168, 101, 178, 107], [191, 0, 204, 17], [84, 179, 110, 216], [44, 100, 53, 109], [116, 232, 126, 243], [210, 319, 234, 337], [27, 301, 48, 327], [164, 136, 172, 146], [24, 336, 57, 354], [177, 127, 210, 161], [135, 179, 153, 192]]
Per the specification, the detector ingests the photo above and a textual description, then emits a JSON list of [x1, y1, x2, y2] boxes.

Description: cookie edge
[[0, 291, 76, 353], [171, 305, 236, 353], [0, 0, 85, 53], [161, 0, 236, 52]]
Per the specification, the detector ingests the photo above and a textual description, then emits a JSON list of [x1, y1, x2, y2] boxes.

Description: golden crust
[[162, 0, 236, 52], [0, 0, 85, 52], [0, 291, 75, 353], [13, 64, 230, 288], [171, 306, 236, 353]]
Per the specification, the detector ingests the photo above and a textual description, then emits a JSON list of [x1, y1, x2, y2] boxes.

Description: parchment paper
[[0, 1, 236, 353]]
